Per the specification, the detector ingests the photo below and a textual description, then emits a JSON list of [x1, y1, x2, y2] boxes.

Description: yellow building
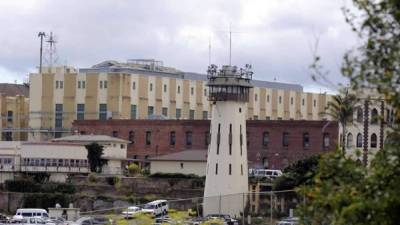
[[0, 84, 30, 141], [28, 60, 332, 141]]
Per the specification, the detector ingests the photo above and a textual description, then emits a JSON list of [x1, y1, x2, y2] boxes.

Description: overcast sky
[[0, 0, 359, 93]]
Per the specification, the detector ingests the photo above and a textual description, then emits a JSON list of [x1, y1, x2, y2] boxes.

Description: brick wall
[[73, 119, 338, 170]]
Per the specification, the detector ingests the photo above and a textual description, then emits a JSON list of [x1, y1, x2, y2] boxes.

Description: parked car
[[276, 217, 299, 225], [251, 169, 283, 180], [205, 214, 238, 225], [141, 200, 168, 217], [0, 214, 10, 223], [121, 206, 141, 219], [13, 209, 49, 219]]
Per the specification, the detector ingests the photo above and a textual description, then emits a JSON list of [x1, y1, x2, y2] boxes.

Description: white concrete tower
[[203, 64, 253, 218]]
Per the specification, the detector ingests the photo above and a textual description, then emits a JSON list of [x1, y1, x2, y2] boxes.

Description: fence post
[[270, 192, 273, 225], [242, 192, 245, 225]]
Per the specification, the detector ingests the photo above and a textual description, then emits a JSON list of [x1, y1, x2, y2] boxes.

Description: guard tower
[[203, 64, 253, 217]]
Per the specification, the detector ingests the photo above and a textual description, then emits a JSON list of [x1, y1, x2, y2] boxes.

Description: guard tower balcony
[[207, 64, 254, 102]]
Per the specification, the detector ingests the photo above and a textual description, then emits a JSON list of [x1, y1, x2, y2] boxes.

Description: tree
[[298, 1, 400, 224], [273, 155, 320, 191], [320, 89, 357, 154], [85, 142, 108, 173]]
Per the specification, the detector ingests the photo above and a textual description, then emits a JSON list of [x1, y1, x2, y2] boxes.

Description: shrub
[[148, 173, 203, 179], [127, 163, 140, 176], [88, 173, 97, 182], [106, 176, 120, 186]]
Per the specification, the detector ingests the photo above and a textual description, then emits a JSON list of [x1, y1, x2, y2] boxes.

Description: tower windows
[[239, 107, 242, 113], [302, 99, 305, 106], [215, 163, 218, 175], [217, 123, 221, 155], [356, 107, 363, 123], [99, 104, 107, 120], [371, 108, 379, 124], [356, 133, 362, 148], [163, 84, 167, 92], [229, 124, 232, 155], [240, 124, 243, 156], [150, 83, 153, 91], [229, 164, 232, 175], [267, 95, 270, 102], [313, 99, 316, 107], [177, 85, 181, 94], [241, 164, 243, 176], [279, 96, 282, 104], [291, 97, 294, 105], [347, 133, 353, 148], [303, 132, 310, 148], [176, 108, 181, 119], [128, 131, 135, 143], [191, 87, 194, 95], [146, 131, 152, 145], [132, 82, 136, 90], [262, 132, 269, 147], [186, 131, 193, 146]]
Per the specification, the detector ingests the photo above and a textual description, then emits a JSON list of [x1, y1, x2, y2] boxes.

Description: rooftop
[[149, 150, 207, 162], [0, 83, 29, 97], [52, 135, 129, 144]]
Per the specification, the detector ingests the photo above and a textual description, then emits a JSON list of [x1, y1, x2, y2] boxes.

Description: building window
[[347, 133, 353, 148], [282, 132, 289, 147], [279, 96, 282, 104], [103, 80, 108, 88], [189, 110, 195, 119], [239, 107, 242, 113], [323, 133, 330, 148], [77, 104, 85, 120], [241, 164, 243, 175], [146, 131, 151, 145], [253, 115, 258, 120], [313, 99, 316, 107], [291, 97, 293, 105], [78, 81, 81, 89], [229, 164, 232, 175], [7, 111, 13, 123], [356, 133, 362, 148], [215, 163, 218, 175], [356, 107, 363, 123], [371, 133, 377, 148], [176, 108, 181, 119], [303, 132, 310, 148], [99, 104, 107, 120], [163, 84, 167, 92], [302, 99, 305, 106], [205, 132, 210, 146], [204, 89, 207, 96], [202, 111, 208, 119], [371, 108, 379, 124], [267, 95, 270, 102], [150, 83, 153, 91], [266, 116, 270, 120], [186, 131, 193, 146], [56, 80, 59, 89], [99, 80, 103, 89], [128, 131, 134, 143], [55, 104, 63, 129], [217, 123, 221, 155], [229, 124, 232, 155], [191, 87, 194, 95], [112, 131, 118, 137], [262, 132, 269, 147], [162, 107, 168, 117], [177, 86, 181, 94], [148, 106, 154, 116], [132, 82, 136, 90], [180, 163, 184, 169], [120, 144, 124, 149], [131, 104, 137, 119], [255, 94, 258, 101], [170, 131, 176, 145], [240, 124, 243, 155]]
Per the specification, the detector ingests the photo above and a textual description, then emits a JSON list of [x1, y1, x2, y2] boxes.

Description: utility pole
[[38, 32, 46, 73]]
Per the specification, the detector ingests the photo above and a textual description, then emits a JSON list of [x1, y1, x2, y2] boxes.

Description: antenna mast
[[229, 23, 232, 66], [38, 32, 46, 73], [208, 37, 211, 65], [46, 32, 57, 68]]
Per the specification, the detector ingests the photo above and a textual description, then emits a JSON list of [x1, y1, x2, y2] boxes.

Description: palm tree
[[321, 89, 357, 154]]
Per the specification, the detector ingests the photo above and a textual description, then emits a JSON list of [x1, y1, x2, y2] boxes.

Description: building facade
[[0, 84, 30, 141], [29, 60, 332, 141], [73, 119, 339, 170]]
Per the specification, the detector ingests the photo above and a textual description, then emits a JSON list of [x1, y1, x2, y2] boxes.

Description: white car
[[13, 208, 49, 220], [121, 206, 141, 219], [141, 200, 168, 217], [276, 217, 299, 225]]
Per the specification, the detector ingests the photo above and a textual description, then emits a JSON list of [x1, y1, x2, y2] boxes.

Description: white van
[[253, 169, 283, 180], [14, 208, 49, 219], [141, 200, 168, 217]]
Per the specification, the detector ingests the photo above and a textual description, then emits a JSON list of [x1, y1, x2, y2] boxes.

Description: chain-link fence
[[78, 190, 300, 225]]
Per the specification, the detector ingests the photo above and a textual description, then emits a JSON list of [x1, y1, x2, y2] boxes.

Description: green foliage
[[85, 142, 108, 173], [88, 172, 97, 182], [149, 172, 204, 179], [127, 163, 140, 176], [105, 176, 119, 186], [273, 155, 320, 191]]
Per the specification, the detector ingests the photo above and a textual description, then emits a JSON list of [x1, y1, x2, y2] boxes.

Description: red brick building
[[73, 120, 338, 169]]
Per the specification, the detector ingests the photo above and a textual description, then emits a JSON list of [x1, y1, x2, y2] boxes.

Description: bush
[[106, 176, 120, 186], [127, 163, 140, 176], [88, 173, 97, 182], [4, 180, 76, 194]]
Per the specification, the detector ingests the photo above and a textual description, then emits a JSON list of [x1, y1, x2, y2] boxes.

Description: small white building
[[0, 135, 129, 183], [149, 150, 207, 176]]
